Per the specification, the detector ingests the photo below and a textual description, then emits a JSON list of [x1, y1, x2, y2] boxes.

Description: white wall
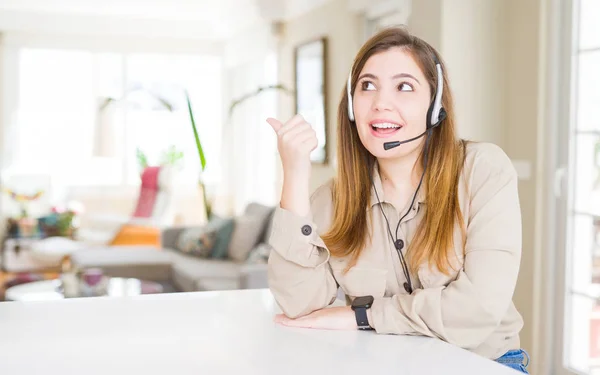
[[440, 0, 506, 146], [407, 0, 443, 50], [277, 0, 363, 194], [503, 2, 543, 373], [408, 0, 506, 147]]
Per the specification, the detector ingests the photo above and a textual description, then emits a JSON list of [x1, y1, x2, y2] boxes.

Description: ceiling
[[0, 0, 333, 40]]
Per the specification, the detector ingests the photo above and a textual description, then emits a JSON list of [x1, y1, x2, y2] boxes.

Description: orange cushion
[[109, 224, 161, 247]]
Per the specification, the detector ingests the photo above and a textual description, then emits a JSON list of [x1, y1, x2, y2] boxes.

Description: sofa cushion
[[209, 217, 236, 259], [246, 243, 272, 264], [165, 248, 241, 292], [176, 217, 234, 259], [228, 216, 264, 262], [244, 202, 273, 221], [228, 203, 274, 262], [261, 209, 275, 243]]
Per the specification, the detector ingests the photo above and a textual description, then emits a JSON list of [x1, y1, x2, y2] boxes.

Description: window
[[10, 48, 222, 189], [122, 53, 222, 186], [15, 49, 96, 184], [563, 0, 600, 373]]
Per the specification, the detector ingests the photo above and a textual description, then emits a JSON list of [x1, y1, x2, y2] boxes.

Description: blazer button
[[301, 225, 312, 236]]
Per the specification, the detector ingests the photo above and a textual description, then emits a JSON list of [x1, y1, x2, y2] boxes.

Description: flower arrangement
[[38, 204, 82, 238]]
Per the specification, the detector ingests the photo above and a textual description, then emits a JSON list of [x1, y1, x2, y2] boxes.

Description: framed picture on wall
[[294, 37, 328, 165]]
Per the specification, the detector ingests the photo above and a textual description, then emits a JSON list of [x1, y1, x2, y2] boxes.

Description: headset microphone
[[382, 109, 446, 150]]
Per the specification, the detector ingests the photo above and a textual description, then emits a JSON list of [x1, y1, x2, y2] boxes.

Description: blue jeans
[[495, 349, 530, 373]]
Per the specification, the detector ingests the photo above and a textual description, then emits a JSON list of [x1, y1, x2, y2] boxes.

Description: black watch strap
[[354, 307, 373, 330]]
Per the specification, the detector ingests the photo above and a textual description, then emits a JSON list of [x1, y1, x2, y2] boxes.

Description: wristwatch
[[351, 295, 374, 330]]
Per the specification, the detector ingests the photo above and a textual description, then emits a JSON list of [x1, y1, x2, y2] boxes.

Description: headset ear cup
[[438, 108, 447, 123], [426, 106, 446, 129], [347, 73, 354, 121], [426, 104, 434, 129], [427, 60, 445, 128]]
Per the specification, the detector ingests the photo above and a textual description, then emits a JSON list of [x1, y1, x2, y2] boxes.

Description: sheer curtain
[[222, 53, 279, 215]]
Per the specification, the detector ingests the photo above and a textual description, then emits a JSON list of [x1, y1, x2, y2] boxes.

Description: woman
[[265, 27, 529, 373]]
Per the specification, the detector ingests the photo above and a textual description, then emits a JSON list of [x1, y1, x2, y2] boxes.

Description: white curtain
[[220, 53, 279, 215]]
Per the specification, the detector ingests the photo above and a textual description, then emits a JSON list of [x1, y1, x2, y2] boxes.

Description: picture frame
[[294, 37, 328, 165]]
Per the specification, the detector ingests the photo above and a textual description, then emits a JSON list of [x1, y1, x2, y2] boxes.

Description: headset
[[347, 55, 447, 144], [349, 54, 446, 294]]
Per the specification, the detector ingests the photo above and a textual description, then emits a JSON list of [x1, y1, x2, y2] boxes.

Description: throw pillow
[[246, 243, 273, 264], [228, 215, 265, 262], [210, 217, 235, 259], [176, 217, 234, 259], [177, 227, 215, 258]]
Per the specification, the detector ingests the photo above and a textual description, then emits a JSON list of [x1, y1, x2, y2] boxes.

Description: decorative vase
[[79, 268, 109, 297]]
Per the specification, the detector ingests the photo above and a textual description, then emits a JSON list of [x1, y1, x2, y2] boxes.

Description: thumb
[[266, 117, 283, 133]]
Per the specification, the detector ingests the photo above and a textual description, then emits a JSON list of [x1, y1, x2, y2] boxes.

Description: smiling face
[[352, 47, 432, 159]]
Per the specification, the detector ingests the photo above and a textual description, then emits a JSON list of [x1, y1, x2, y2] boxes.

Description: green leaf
[[136, 147, 149, 170], [99, 97, 116, 111], [159, 145, 184, 169], [156, 96, 174, 112], [185, 90, 206, 171]]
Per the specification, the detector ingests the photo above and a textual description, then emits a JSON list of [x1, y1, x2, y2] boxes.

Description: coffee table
[[4, 277, 163, 302]]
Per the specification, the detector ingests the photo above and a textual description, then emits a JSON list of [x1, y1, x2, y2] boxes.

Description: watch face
[[352, 295, 374, 309]]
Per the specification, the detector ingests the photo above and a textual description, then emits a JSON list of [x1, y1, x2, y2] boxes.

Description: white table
[[0, 289, 521, 375], [4, 277, 164, 302]]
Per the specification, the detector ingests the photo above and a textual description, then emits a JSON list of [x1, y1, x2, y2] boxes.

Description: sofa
[[69, 203, 275, 293]]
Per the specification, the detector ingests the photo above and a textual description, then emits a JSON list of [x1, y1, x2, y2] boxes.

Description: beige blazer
[[267, 142, 524, 360]]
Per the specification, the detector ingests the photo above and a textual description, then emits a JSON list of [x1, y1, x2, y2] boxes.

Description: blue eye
[[361, 81, 376, 91], [398, 83, 413, 92]]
